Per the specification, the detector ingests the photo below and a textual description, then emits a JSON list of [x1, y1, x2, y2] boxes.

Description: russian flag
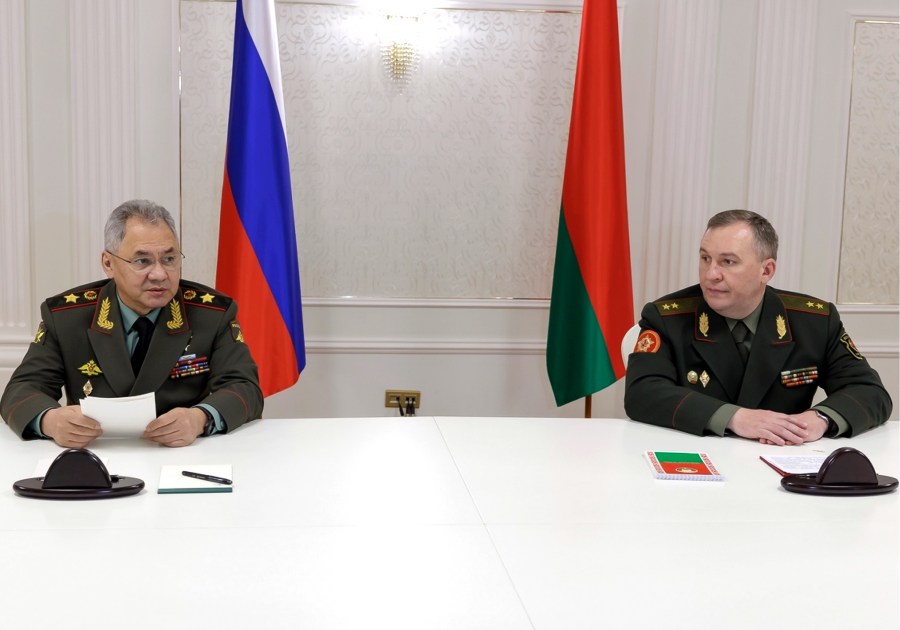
[[217, 0, 305, 397]]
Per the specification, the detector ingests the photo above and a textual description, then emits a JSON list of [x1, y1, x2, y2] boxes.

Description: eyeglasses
[[106, 250, 185, 272]]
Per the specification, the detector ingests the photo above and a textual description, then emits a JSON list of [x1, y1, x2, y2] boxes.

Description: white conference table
[[0, 416, 896, 630]]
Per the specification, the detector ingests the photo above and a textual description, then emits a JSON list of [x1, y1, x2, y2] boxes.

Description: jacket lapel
[[737, 287, 794, 407], [691, 301, 744, 402], [132, 288, 192, 395], [86, 281, 133, 396]]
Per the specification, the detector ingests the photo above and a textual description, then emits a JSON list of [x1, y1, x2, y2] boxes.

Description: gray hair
[[104, 200, 178, 252], [706, 209, 778, 261]]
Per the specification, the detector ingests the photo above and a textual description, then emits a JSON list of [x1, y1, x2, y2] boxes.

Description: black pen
[[182, 470, 232, 485]]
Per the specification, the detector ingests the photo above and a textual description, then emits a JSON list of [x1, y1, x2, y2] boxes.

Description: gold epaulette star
[[816, 303, 824, 310], [662, 303, 671, 311], [200, 293, 215, 304], [806, 301, 814, 308], [64, 293, 79, 304], [669, 302, 679, 310]]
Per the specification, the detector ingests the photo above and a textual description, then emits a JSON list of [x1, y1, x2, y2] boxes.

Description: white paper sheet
[[760, 454, 828, 475], [80, 392, 156, 438]]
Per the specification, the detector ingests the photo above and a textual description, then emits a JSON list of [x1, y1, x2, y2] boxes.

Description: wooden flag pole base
[[584, 394, 592, 418]]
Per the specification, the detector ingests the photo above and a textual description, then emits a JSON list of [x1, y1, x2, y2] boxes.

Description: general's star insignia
[[200, 293, 215, 304], [816, 303, 824, 310], [662, 303, 672, 311], [64, 293, 79, 303]]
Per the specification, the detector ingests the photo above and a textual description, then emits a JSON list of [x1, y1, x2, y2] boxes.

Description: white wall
[[1, 0, 897, 421]]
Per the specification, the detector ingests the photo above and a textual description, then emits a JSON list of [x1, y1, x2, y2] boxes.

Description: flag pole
[[584, 394, 592, 419]]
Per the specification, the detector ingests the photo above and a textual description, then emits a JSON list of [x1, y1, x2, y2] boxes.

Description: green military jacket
[[1, 279, 263, 439], [624, 285, 892, 436]]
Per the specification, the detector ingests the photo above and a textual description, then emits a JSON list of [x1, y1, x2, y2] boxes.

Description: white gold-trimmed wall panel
[[838, 20, 899, 304], [180, 2, 581, 298], [0, 0, 31, 347]]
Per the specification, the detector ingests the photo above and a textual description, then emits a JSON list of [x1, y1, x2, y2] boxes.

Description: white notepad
[[157, 464, 233, 494]]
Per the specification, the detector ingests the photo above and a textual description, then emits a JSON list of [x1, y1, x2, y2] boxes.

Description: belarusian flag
[[546, 0, 633, 407]]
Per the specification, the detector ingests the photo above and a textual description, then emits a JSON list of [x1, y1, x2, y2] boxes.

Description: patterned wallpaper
[[180, 2, 580, 298], [838, 21, 899, 304]]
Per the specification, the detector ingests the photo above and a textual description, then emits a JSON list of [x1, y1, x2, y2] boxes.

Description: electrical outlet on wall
[[385, 390, 421, 409]]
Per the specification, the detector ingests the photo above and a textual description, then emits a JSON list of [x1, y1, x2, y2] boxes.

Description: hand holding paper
[[41, 405, 102, 448], [79, 392, 156, 439]]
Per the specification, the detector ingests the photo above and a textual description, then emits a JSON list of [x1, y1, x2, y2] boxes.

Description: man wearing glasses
[[1, 200, 263, 448]]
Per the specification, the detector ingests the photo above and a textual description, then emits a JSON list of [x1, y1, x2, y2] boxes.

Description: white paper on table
[[80, 392, 156, 438], [759, 454, 828, 475]]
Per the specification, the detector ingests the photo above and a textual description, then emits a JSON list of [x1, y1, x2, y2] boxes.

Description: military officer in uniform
[[624, 210, 891, 445], [1, 199, 263, 448]]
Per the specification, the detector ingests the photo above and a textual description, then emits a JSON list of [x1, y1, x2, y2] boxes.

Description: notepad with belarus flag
[[644, 451, 725, 481], [158, 465, 234, 494]]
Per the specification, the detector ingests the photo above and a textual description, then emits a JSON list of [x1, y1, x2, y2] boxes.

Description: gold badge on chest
[[78, 360, 102, 376]]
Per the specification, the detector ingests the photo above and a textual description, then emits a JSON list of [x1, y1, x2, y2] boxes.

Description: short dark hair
[[104, 200, 178, 252], [706, 209, 778, 261]]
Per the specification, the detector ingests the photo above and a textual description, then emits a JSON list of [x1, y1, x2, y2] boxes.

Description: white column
[[746, 0, 818, 292], [642, 0, 721, 303], [69, 0, 138, 282]]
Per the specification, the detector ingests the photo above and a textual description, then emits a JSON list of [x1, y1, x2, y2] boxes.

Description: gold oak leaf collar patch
[[775, 315, 787, 340], [167, 300, 184, 330], [96, 298, 114, 330], [698, 312, 710, 337]]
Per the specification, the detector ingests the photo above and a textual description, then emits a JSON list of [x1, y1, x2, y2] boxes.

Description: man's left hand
[[143, 407, 206, 447], [758, 409, 828, 445]]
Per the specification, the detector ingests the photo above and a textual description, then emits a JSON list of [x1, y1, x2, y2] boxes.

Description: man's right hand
[[41, 406, 102, 448], [726, 408, 810, 446]]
